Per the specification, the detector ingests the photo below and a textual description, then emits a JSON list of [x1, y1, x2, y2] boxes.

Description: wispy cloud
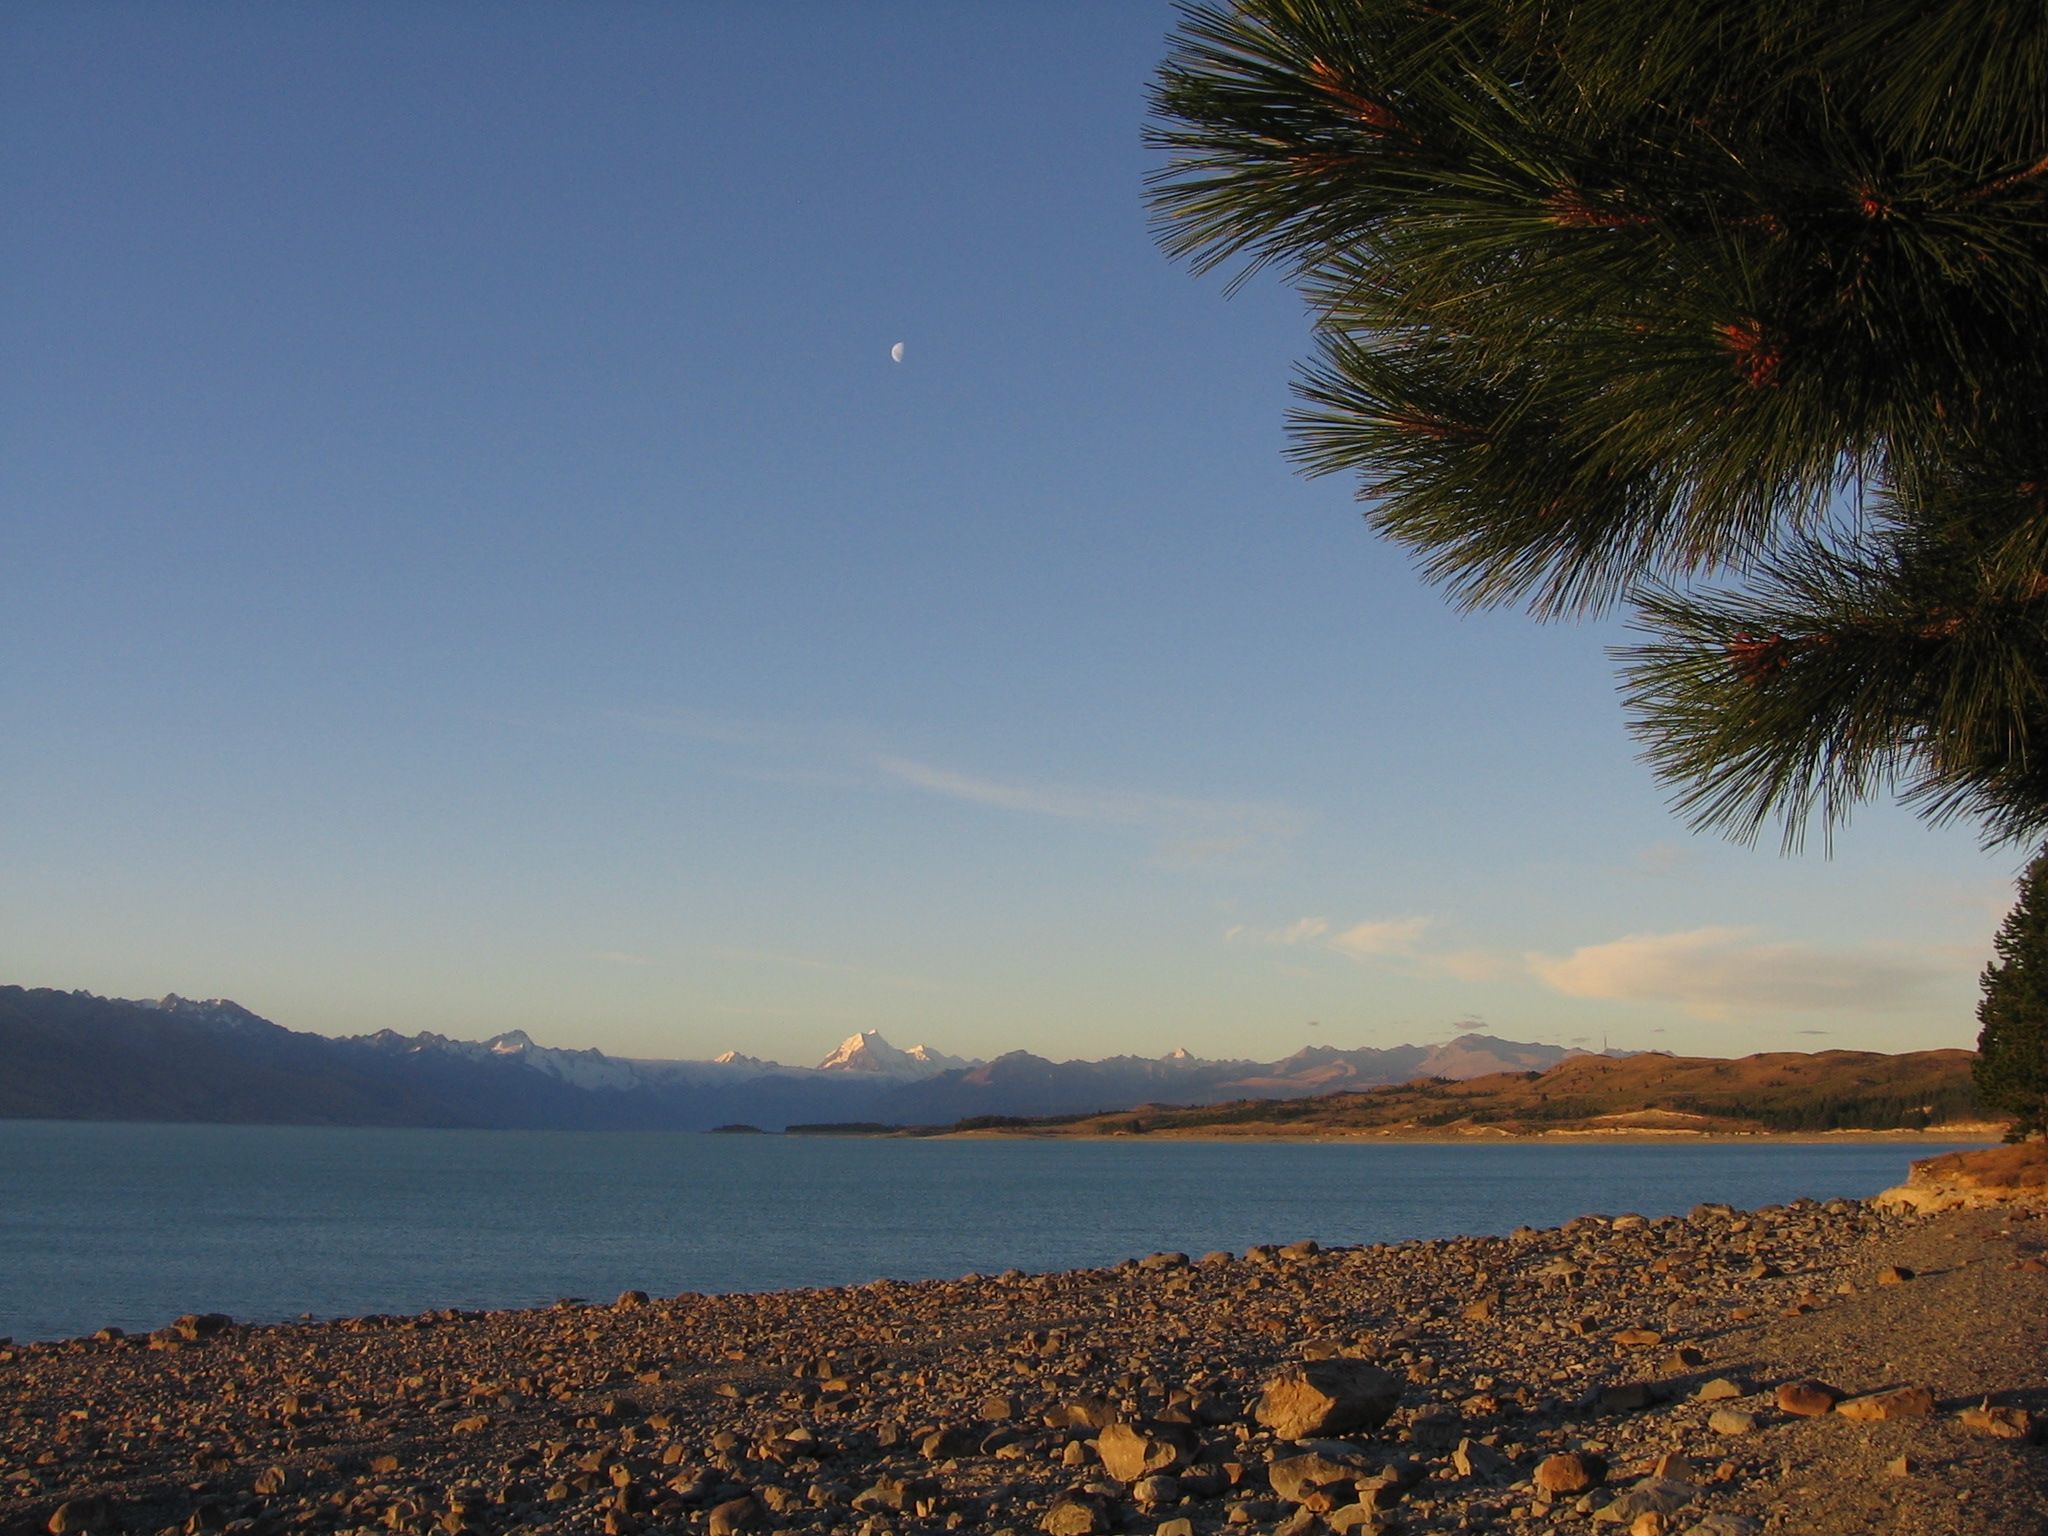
[[1329, 916, 1431, 959], [1619, 842, 1701, 879], [605, 709, 1302, 867], [1527, 926, 1957, 1016], [1153, 833, 1261, 870], [1226, 917, 1326, 947], [610, 709, 811, 748], [1229, 913, 1460, 970], [877, 755, 1290, 829], [1424, 947, 1512, 982], [585, 949, 656, 966], [1221, 916, 1330, 946], [607, 709, 880, 789], [876, 753, 1301, 862]]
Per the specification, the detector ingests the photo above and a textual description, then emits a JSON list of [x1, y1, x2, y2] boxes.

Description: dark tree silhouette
[[1977, 850, 2048, 1139]]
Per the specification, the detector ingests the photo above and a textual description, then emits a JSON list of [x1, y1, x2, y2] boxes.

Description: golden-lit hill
[[930, 1048, 1999, 1139]]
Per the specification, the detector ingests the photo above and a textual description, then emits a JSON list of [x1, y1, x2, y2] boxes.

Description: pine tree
[[1977, 850, 2048, 1140], [1148, 0, 2048, 849]]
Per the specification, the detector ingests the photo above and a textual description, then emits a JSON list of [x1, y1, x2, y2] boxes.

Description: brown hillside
[[953, 1047, 1993, 1138]]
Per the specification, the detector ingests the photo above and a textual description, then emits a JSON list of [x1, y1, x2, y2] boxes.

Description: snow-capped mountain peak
[[815, 1030, 973, 1079], [711, 1049, 770, 1070], [817, 1030, 907, 1073]]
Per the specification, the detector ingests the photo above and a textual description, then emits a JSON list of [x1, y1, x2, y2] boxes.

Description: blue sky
[[1, 3, 2022, 1066]]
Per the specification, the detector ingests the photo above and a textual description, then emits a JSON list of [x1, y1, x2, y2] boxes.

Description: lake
[[0, 1121, 1967, 1343]]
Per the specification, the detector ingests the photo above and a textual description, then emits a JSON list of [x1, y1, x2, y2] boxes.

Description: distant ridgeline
[[0, 985, 1988, 1134]]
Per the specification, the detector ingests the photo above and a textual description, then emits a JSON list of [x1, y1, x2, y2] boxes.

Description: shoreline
[[5, 1193, 2042, 1536], [921, 1126, 2007, 1144], [0, 1114, 2009, 1145]]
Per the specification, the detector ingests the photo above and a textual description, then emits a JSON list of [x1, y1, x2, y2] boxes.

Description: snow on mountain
[[902, 1042, 974, 1070], [277, 1017, 1580, 1102], [128, 994, 275, 1033], [816, 1030, 976, 1079], [346, 1026, 645, 1092], [477, 1031, 641, 1091]]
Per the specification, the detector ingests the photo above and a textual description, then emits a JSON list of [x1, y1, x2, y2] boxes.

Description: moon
[[889, 341, 905, 363]]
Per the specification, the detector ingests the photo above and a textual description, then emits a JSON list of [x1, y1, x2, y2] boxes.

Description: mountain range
[[0, 985, 1598, 1132]]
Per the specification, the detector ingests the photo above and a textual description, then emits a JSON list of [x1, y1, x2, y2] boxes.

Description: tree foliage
[[1148, 0, 2048, 848], [1976, 850, 2048, 1139]]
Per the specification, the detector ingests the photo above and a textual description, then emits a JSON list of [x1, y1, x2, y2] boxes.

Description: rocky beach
[[4, 1164, 2044, 1536]]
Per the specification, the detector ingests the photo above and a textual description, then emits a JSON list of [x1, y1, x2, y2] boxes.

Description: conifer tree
[[1977, 850, 2048, 1140], [1148, 0, 2048, 849]]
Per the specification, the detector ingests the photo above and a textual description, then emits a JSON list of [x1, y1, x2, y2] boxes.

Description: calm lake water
[[0, 1121, 1972, 1343]]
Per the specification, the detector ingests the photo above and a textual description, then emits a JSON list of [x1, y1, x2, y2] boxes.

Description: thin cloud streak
[[875, 753, 1303, 862], [1528, 926, 1959, 1016], [1229, 914, 1483, 975], [1618, 842, 1701, 879], [876, 755, 1296, 831], [611, 708, 881, 755], [1224, 917, 1330, 947], [608, 710, 1302, 864], [1329, 916, 1431, 959], [1424, 947, 1511, 982]]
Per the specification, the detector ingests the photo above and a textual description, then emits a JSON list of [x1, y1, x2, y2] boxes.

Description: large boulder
[[1267, 1451, 1372, 1503], [704, 1496, 760, 1536], [1095, 1421, 1191, 1482], [1040, 1492, 1112, 1535], [1590, 1476, 1698, 1525], [1061, 1396, 1119, 1431], [1774, 1381, 1838, 1417], [919, 1424, 980, 1459], [47, 1500, 116, 1535], [1253, 1360, 1401, 1440], [1834, 1386, 1935, 1422], [1960, 1402, 2037, 1440], [1534, 1451, 1606, 1495]]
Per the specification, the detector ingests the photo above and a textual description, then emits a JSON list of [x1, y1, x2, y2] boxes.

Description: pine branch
[[1151, 0, 2048, 845], [1623, 523, 2048, 849]]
